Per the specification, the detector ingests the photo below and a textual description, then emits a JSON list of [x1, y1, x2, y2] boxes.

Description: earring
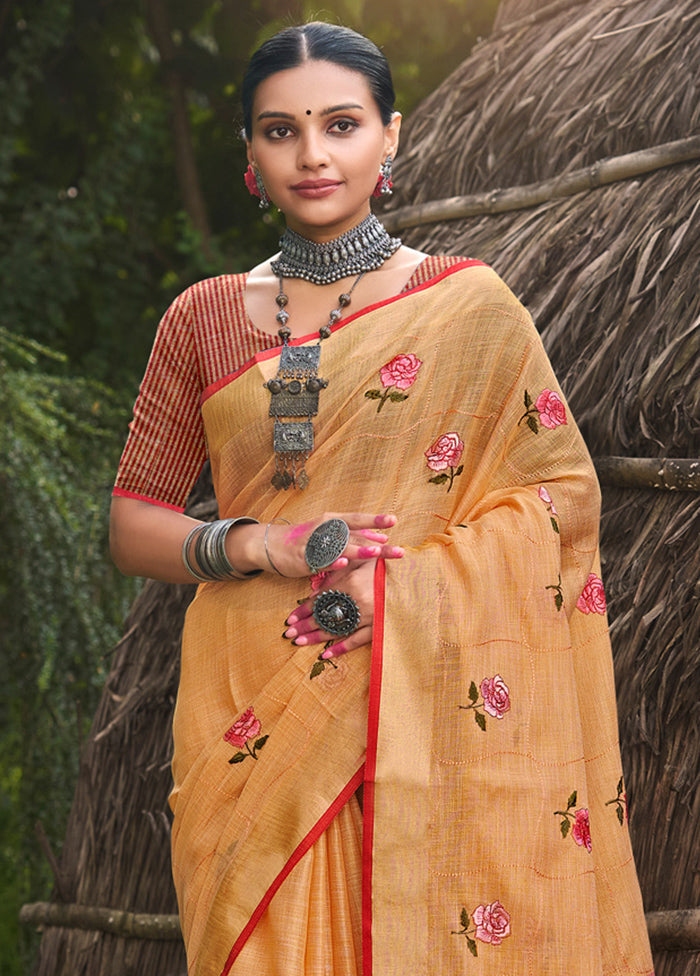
[[372, 155, 393, 197], [244, 164, 270, 209]]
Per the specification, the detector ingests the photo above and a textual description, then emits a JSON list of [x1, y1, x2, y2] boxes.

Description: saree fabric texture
[[115, 259, 653, 976]]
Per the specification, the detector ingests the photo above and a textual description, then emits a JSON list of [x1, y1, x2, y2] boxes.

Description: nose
[[297, 129, 330, 170]]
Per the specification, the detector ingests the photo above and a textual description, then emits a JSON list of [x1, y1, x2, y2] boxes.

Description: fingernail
[[282, 631, 290, 640], [321, 648, 334, 659], [285, 627, 297, 639], [392, 546, 404, 557], [293, 636, 307, 646], [358, 546, 381, 558]]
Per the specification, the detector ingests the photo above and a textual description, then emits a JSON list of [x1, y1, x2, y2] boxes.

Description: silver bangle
[[182, 518, 262, 582], [264, 518, 291, 577]]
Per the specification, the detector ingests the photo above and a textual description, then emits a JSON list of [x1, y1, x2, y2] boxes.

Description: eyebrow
[[256, 103, 365, 122]]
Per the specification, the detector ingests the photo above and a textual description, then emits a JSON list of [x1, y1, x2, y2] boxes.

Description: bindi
[[306, 109, 311, 115]]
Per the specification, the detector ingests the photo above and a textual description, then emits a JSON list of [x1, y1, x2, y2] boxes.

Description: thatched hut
[[25, 1, 699, 973]]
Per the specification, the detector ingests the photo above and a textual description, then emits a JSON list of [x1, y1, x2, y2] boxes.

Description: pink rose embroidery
[[459, 675, 511, 730], [535, 389, 567, 428], [519, 388, 567, 433], [480, 676, 511, 719], [224, 707, 268, 763], [576, 573, 606, 614], [572, 808, 592, 852], [380, 353, 422, 390], [426, 432, 464, 492], [605, 776, 628, 825], [309, 570, 331, 591], [365, 352, 423, 412], [453, 901, 511, 956], [555, 791, 592, 852], [538, 485, 560, 533]]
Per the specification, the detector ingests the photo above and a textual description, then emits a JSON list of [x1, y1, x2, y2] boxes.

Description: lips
[[290, 180, 342, 198]]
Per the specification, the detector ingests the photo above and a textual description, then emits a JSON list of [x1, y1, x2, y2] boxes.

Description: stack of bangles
[[182, 517, 361, 637]]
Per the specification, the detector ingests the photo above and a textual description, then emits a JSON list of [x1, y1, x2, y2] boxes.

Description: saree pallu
[[170, 262, 653, 976]]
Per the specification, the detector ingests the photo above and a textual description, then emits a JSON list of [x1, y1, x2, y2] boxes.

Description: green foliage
[[0, 329, 139, 972]]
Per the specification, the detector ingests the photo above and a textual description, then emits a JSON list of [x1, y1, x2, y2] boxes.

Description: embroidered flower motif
[[519, 389, 568, 433], [309, 571, 331, 591], [224, 707, 268, 763], [460, 676, 511, 730], [545, 573, 564, 612], [554, 791, 592, 852], [453, 901, 511, 957], [605, 776, 628, 825], [538, 485, 560, 534], [244, 165, 262, 199], [426, 432, 464, 492], [309, 650, 340, 680], [365, 353, 423, 412], [576, 573, 607, 614]]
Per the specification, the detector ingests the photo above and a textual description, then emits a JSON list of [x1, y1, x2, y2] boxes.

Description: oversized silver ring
[[312, 590, 361, 637], [305, 518, 350, 573]]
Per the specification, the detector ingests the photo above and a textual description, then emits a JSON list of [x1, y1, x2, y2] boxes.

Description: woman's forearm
[[109, 496, 266, 583]]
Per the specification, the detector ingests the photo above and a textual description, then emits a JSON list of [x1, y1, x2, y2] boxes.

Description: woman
[[111, 22, 654, 976]]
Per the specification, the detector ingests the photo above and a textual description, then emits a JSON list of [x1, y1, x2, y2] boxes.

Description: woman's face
[[246, 59, 400, 241]]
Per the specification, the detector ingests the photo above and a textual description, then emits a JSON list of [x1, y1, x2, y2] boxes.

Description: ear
[[383, 112, 401, 161], [246, 141, 255, 168]]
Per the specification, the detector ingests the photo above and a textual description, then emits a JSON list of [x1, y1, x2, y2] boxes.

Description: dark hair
[[242, 22, 395, 138]]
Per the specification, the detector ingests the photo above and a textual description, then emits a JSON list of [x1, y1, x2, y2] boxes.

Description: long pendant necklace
[[265, 271, 366, 490]]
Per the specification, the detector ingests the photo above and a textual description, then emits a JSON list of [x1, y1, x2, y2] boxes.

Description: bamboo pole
[[19, 902, 182, 941], [19, 901, 700, 950], [382, 136, 700, 233], [594, 457, 700, 491]]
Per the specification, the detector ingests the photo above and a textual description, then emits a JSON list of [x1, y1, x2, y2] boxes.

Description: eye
[[266, 124, 294, 140], [329, 118, 359, 134]]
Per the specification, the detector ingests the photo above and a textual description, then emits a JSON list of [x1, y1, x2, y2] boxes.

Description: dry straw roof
[[28, 2, 699, 974]]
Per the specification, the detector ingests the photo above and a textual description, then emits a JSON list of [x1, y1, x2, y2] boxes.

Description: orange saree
[[168, 262, 654, 975]]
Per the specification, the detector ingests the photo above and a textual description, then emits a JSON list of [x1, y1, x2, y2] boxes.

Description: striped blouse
[[113, 255, 462, 511]]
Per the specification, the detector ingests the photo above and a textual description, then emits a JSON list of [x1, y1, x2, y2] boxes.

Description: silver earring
[[377, 155, 393, 196], [255, 168, 270, 209]]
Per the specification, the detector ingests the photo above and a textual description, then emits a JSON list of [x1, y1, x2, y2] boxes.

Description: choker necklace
[[270, 213, 401, 285], [266, 271, 366, 490]]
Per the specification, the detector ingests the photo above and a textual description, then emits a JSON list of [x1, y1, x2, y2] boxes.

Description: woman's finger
[[321, 625, 373, 658]]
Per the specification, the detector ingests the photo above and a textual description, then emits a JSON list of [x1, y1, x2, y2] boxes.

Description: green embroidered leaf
[[310, 660, 325, 679], [460, 907, 469, 929], [467, 936, 478, 957], [555, 591, 563, 611], [455, 464, 464, 476], [228, 752, 246, 764], [567, 790, 577, 809], [469, 681, 479, 702], [616, 805, 624, 826], [561, 818, 570, 839], [617, 776, 624, 794], [527, 415, 539, 435], [253, 735, 269, 752], [524, 390, 532, 409], [428, 473, 449, 485], [389, 391, 408, 402], [551, 517, 560, 533], [475, 710, 486, 732], [364, 389, 381, 399]]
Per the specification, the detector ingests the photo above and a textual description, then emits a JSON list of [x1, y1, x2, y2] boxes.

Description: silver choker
[[270, 213, 402, 285]]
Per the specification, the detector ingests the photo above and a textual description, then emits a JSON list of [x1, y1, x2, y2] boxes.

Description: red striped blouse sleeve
[[113, 286, 206, 512]]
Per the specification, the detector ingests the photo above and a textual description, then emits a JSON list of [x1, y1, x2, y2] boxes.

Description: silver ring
[[312, 590, 361, 637], [305, 518, 350, 573]]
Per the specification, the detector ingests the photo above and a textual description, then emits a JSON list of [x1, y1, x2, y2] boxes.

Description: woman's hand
[[235, 512, 403, 579], [283, 558, 382, 659]]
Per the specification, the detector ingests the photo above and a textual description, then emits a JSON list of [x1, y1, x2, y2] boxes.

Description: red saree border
[[111, 486, 185, 513], [362, 557, 387, 976], [220, 763, 366, 976], [201, 259, 487, 406]]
